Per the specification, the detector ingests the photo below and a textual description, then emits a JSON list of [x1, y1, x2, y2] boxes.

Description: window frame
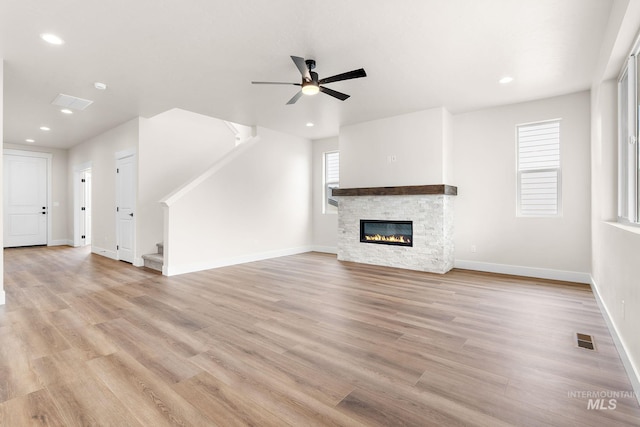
[[323, 150, 339, 214], [516, 119, 563, 218], [618, 46, 640, 225]]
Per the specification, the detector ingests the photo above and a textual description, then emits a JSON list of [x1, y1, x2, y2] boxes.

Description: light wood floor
[[1, 246, 639, 426]]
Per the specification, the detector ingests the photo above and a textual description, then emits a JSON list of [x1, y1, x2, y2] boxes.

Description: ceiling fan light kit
[[252, 55, 366, 105], [301, 81, 319, 96]]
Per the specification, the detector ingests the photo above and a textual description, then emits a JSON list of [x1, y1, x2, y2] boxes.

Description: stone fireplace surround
[[333, 185, 457, 274]]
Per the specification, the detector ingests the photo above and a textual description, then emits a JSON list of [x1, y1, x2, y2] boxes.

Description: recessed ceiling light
[[25, 139, 35, 143], [61, 109, 73, 114], [499, 76, 514, 84], [94, 82, 107, 90], [40, 126, 50, 131], [306, 122, 314, 127], [40, 33, 64, 45]]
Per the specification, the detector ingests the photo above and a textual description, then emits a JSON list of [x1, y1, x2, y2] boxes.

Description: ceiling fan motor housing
[[305, 59, 316, 71]]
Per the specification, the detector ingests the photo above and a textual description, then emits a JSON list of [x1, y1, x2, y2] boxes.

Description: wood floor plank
[[173, 371, 287, 427], [0, 389, 67, 427], [1, 246, 639, 426], [88, 351, 215, 426], [0, 326, 42, 402], [47, 370, 144, 426], [95, 318, 203, 384]]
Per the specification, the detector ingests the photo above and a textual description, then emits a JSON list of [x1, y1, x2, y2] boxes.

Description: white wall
[[453, 91, 591, 281], [590, 0, 640, 396], [340, 107, 453, 188], [312, 136, 339, 253], [138, 108, 236, 261], [68, 118, 139, 259], [0, 60, 4, 304], [4, 143, 69, 245], [165, 127, 312, 275]]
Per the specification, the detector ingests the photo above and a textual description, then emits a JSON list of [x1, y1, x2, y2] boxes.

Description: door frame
[[3, 149, 53, 246], [73, 161, 92, 247], [114, 149, 139, 265]]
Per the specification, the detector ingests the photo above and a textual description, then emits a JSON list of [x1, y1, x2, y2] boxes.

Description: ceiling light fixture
[[94, 82, 107, 90], [40, 126, 50, 131], [306, 122, 314, 127], [25, 139, 35, 143], [40, 33, 64, 45], [61, 108, 73, 114], [499, 76, 514, 84], [301, 81, 320, 96]]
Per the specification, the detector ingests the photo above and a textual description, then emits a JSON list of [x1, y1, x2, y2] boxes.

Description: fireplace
[[360, 220, 413, 247], [334, 185, 456, 273]]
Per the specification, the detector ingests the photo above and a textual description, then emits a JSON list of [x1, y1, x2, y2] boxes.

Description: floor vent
[[577, 333, 595, 350]]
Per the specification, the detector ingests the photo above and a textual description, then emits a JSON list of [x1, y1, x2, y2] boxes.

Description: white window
[[324, 151, 339, 214], [516, 120, 561, 216], [618, 51, 640, 224]]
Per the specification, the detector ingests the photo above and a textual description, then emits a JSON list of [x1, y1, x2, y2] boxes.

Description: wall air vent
[[51, 93, 94, 111]]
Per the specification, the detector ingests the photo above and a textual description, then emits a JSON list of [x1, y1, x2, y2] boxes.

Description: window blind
[[517, 120, 560, 216], [324, 151, 340, 212], [325, 151, 339, 184]]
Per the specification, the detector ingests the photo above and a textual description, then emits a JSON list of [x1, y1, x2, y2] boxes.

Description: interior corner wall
[[590, 0, 640, 392], [1, 59, 4, 305], [165, 127, 312, 275], [137, 108, 236, 261], [442, 108, 454, 185], [312, 136, 339, 253], [4, 143, 69, 245], [339, 108, 449, 188], [453, 91, 591, 279], [67, 118, 140, 259]]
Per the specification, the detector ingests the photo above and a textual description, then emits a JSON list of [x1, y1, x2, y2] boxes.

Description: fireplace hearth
[[360, 220, 413, 247]]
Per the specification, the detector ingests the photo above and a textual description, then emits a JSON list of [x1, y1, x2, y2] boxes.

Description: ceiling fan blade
[[319, 68, 367, 85], [291, 56, 311, 81], [319, 86, 350, 101], [252, 81, 301, 85], [286, 91, 304, 105]]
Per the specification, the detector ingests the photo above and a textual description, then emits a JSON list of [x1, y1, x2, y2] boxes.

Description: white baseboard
[[454, 259, 591, 284], [165, 246, 313, 276], [590, 276, 640, 407], [133, 257, 144, 267], [49, 239, 73, 246], [311, 245, 337, 254], [91, 246, 118, 261]]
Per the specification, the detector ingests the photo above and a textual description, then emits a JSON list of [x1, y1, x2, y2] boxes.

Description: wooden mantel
[[332, 184, 457, 197]]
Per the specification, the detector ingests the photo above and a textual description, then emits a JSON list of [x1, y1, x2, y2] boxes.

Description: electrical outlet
[[470, 245, 477, 253]]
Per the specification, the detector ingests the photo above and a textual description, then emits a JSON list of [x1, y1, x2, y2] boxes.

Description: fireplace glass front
[[360, 220, 413, 247]]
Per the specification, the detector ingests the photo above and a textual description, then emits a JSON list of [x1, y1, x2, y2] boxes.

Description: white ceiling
[[0, 0, 614, 149]]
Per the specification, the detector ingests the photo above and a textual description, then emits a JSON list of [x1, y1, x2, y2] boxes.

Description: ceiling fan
[[252, 56, 367, 105]]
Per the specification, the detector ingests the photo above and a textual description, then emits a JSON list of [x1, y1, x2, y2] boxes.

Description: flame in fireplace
[[364, 234, 411, 244]]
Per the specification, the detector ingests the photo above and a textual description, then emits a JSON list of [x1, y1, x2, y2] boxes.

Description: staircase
[[142, 243, 164, 273]]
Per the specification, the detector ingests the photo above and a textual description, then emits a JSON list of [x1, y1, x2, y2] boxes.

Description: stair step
[[142, 253, 163, 272], [156, 242, 164, 255]]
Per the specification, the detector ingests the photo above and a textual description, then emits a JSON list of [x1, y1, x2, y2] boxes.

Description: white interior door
[[116, 154, 136, 263], [3, 154, 48, 247]]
